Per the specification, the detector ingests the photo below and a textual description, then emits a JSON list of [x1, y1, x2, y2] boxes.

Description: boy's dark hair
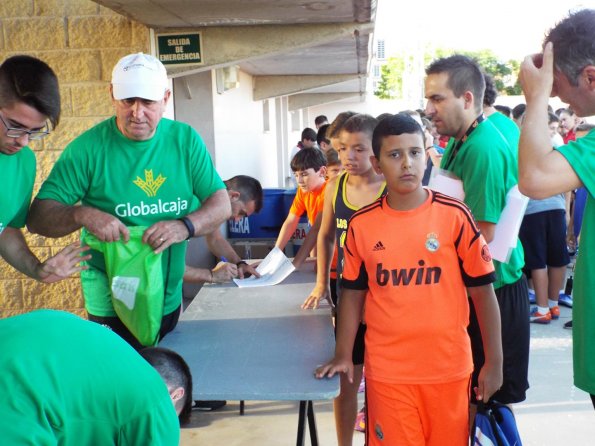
[[545, 9, 595, 87], [316, 124, 330, 146], [512, 103, 526, 120], [426, 55, 485, 114], [483, 73, 498, 107], [325, 148, 341, 166], [494, 105, 511, 117], [548, 112, 560, 124], [0, 55, 61, 128], [376, 112, 393, 122], [225, 175, 264, 213], [290, 147, 327, 172], [301, 127, 317, 142], [140, 347, 193, 424], [327, 111, 357, 138], [372, 113, 425, 158], [314, 115, 328, 126], [341, 114, 378, 139]]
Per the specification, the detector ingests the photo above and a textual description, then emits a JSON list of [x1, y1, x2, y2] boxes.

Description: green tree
[[374, 57, 403, 99], [373, 47, 522, 100]]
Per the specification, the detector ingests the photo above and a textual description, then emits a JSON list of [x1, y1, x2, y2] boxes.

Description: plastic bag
[[84, 227, 164, 346]]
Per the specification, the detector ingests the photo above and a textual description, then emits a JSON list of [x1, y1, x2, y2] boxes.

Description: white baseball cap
[[111, 53, 168, 101]]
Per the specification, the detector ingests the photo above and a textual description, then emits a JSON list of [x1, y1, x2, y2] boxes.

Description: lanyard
[[444, 113, 485, 170]]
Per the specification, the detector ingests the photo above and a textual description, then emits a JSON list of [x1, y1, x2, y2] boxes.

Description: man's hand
[[211, 261, 238, 283], [77, 207, 130, 243], [237, 262, 260, 279], [315, 357, 354, 383], [519, 42, 555, 102], [143, 220, 189, 254], [302, 283, 332, 309], [36, 243, 91, 283]]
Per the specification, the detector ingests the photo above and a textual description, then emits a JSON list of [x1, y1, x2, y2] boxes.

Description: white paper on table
[[233, 247, 295, 288], [488, 185, 529, 263], [428, 168, 465, 201]]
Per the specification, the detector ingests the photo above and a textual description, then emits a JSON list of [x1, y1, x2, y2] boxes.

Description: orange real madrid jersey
[[341, 189, 496, 384]]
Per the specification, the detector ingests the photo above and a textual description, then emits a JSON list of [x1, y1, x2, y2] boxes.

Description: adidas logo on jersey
[[373, 241, 385, 251]]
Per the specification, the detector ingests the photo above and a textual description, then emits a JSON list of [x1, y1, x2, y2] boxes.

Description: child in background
[[275, 148, 327, 268], [316, 114, 503, 446], [325, 148, 343, 180]]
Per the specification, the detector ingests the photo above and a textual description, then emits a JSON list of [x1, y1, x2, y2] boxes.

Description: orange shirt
[[289, 182, 326, 225], [342, 190, 495, 384]]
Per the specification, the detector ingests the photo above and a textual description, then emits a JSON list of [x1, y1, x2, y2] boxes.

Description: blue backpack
[[473, 401, 523, 446]]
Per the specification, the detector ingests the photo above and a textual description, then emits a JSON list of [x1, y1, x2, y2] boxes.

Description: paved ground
[[180, 303, 595, 445]]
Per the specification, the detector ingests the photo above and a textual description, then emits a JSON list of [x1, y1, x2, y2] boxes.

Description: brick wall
[[0, 0, 150, 318]]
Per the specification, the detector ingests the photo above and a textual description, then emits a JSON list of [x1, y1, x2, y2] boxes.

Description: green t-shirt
[[557, 129, 595, 394], [441, 118, 524, 289], [488, 111, 520, 150], [36, 117, 225, 316], [0, 310, 179, 445], [0, 147, 36, 234]]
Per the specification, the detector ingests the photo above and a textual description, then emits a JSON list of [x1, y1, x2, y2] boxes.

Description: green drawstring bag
[[83, 227, 164, 346]]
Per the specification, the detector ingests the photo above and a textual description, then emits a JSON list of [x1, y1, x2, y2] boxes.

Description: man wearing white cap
[[28, 53, 231, 349]]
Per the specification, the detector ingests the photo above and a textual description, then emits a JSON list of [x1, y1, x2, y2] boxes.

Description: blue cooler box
[[283, 189, 310, 255]]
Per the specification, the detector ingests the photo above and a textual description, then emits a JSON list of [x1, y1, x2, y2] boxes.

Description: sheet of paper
[[488, 185, 529, 263], [233, 247, 295, 288], [428, 168, 465, 201]]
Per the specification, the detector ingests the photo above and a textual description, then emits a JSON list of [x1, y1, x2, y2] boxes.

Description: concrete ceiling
[[93, 0, 377, 101]]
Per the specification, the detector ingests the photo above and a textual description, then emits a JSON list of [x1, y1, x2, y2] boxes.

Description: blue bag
[[473, 401, 522, 446]]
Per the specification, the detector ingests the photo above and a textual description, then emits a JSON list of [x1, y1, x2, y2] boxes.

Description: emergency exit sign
[[156, 32, 203, 66]]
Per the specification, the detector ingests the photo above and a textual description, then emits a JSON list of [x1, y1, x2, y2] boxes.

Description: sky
[[375, 0, 595, 62]]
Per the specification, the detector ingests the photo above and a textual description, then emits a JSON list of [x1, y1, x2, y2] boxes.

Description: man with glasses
[[0, 55, 89, 283], [27, 53, 231, 350]]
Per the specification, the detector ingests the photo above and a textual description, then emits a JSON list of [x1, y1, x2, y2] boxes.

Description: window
[[377, 39, 385, 60]]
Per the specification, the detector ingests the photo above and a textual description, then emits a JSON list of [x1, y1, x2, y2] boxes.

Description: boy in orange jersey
[[303, 113, 385, 446], [275, 147, 327, 268], [316, 113, 503, 446]]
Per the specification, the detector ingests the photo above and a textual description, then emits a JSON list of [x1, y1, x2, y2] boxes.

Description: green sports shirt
[[558, 129, 595, 394], [0, 310, 179, 445], [36, 117, 225, 316], [441, 118, 524, 289], [0, 147, 36, 234]]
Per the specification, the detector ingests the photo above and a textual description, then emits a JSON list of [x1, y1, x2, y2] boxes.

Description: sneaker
[[530, 307, 551, 324], [354, 407, 366, 432], [564, 320, 573, 330], [192, 400, 227, 411], [528, 290, 536, 304], [558, 293, 573, 308], [550, 306, 560, 320]]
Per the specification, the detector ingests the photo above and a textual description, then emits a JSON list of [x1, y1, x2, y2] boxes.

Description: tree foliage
[[373, 47, 522, 100]]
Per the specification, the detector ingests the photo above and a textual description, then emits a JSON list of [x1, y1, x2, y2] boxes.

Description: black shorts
[[334, 282, 366, 366], [469, 276, 530, 404], [88, 305, 181, 351], [519, 209, 570, 270]]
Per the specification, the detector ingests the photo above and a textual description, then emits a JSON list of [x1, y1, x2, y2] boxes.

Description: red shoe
[[550, 306, 560, 320], [530, 307, 551, 324]]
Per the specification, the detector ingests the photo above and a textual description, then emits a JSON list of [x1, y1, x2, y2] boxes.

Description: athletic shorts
[[519, 209, 570, 270], [468, 276, 530, 404], [365, 377, 470, 446], [88, 305, 181, 351]]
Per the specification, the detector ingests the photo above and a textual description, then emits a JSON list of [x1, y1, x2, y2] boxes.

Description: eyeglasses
[[0, 112, 50, 140]]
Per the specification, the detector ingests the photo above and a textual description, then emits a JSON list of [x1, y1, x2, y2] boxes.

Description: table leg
[[296, 401, 318, 446], [296, 401, 307, 446], [307, 400, 319, 446]]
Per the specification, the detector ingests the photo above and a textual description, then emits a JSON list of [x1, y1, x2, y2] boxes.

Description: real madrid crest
[[425, 232, 439, 252]]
